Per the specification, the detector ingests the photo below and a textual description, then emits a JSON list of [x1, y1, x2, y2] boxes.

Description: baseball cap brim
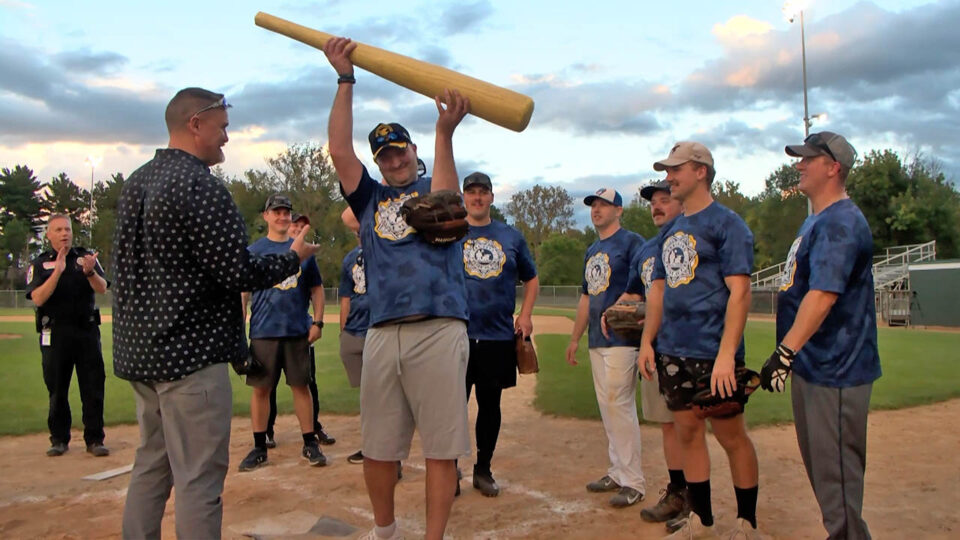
[[583, 195, 620, 207], [785, 143, 827, 158], [652, 157, 690, 171], [640, 181, 671, 201], [373, 141, 408, 159]]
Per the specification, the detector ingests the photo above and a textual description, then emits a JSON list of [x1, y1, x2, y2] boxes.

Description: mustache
[[652, 210, 665, 217]]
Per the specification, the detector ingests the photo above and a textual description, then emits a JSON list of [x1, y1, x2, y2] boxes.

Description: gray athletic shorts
[[246, 336, 311, 388], [361, 317, 470, 461], [339, 331, 365, 388], [640, 375, 673, 424]]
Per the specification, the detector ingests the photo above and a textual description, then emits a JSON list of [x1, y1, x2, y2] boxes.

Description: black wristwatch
[[312, 320, 324, 329]]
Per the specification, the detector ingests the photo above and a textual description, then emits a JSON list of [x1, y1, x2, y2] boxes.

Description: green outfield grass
[[535, 320, 960, 426]]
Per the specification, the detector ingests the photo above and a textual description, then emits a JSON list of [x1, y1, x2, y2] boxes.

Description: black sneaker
[[238, 447, 268, 472], [397, 461, 403, 480], [586, 475, 621, 493], [46, 442, 68, 457], [264, 434, 277, 449], [316, 427, 336, 445], [302, 444, 327, 467], [641, 483, 689, 523], [347, 450, 364, 464], [454, 466, 462, 497], [86, 443, 110, 457], [472, 466, 500, 497], [609, 486, 644, 508]]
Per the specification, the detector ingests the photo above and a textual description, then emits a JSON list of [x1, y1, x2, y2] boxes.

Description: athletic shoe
[[642, 483, 689, 522], [264, 434, 276, 449], [238, 447, 268, 472], [302, 444, 327, 467], [610, 486, 644, 508], [665, 513, 715, 539], [472, 467, 500, 497], [348, 450, 364, 464], [316, 428, 336, 446], [454, 466, 461, 497], [86, 443, 110, 457], [586, 475, 621, 493], [723, 518, 760, 539], [358, 526, 405, 540], [46, 442, 68, 457], [397, 461, 403, 480]]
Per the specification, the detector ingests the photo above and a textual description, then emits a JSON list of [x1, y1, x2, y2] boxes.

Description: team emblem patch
[[374, 192, 418, 241], [641, 256, 655, 289], [352, 261, 366, 294], [26, 265, 34, 285], [585, 252, 612, 296], [274, 267, 301, 291], [662, 231, 698, 288], [463, 237, 505, 279], [779, 236, 803, 291]]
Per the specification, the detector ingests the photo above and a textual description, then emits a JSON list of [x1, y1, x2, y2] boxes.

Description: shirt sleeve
[[187, 173, 300, 293], [516, 231, 538, 282], [24, 258, 45, 299], [652, 233, 666, 281], [623, 234, 644, 295], [343, 166, 378, 221], [304, 256, 323, 288], [338, 255, 354, 297], [807, 214, 859, 294], [581, 251, 589, 295], [719, 215, 755, 277]]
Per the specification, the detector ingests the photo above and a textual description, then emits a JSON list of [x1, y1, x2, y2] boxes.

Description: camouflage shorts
[[656, 353, 745, 411]]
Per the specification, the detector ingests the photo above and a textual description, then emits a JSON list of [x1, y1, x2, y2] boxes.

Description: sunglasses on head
[[191, 97, 231, 118], [804, 133, 838, 163], [374, 131, 404, 145]]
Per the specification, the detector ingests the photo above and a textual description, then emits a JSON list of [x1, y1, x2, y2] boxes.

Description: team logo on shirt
[[585, 252, 612, 295], [662, 231, 698, 287], [641, 256, 655, 289], [351, 261, 366, 294], [780, 236, 803, 291], [374, 192, 418, 241], [463, 237, 505, 279], [26, 266, 34, 285], [274, 267, 302, 291]]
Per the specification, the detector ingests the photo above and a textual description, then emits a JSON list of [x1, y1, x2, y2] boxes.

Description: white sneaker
[[664, 513, 716, 539], [358, 527, 405, 540], [723, 518, 760, 539]]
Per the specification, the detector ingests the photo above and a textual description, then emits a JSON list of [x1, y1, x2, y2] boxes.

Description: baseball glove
[[400, 190, 469, 245], [691, 367, 760, 419], [231, 340, 263, 377], [603, 301, 646, 342]]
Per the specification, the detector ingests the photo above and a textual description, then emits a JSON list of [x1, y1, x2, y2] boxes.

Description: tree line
[[2, 145, 958, 289]]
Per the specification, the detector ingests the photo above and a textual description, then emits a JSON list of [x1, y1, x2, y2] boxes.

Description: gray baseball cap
[[463, 171, 493, 191], [785, 131, 857, 171], [640, 180, 670, 201], [263, 194, 292, 212]]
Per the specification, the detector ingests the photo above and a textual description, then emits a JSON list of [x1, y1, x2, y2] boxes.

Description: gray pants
[[792, 373, 873, 540], [122, 363, 233, 540]]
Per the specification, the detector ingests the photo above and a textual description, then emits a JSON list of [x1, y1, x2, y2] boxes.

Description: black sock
[[253, 431, 267, 450], [668, 469, 687, 489], [302, 432, 317, 446], [687, 480, 713, 526], [735, 485, 758, 529]]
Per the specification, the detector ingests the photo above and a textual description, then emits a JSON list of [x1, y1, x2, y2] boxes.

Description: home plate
[[82, 463, 134, 481], [230, 510, 358, 538]]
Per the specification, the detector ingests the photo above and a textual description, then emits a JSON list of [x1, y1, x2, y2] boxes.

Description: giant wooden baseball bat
[[255, 12, 534, 132]]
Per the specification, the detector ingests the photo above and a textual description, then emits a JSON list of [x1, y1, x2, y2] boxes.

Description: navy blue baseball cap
[[584, 188, 623, 207], [369, 123, 413, 159], [640, 180, 670, 201]]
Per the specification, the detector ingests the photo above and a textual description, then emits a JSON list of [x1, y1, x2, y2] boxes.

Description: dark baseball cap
[[640, 180, 671, 201], [291, 212, 310, 225], [584, 188, 623, 207], [369, 123, 413, 159], [785, 131, 857, 171], [264, 194, 292, 212], [463, 172, 493, 191]]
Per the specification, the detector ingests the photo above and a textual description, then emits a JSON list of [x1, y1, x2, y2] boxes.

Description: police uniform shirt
[[339, 246, 370, 337], [652, 202, 754, 360], [247, 237, 323, 339], [582, 227, 645, 348], [344, 166, 468, 326], [25, 247, 108, 324], [112, 148, 301, 382], [462, 220, 538, 341], [776, 199, 881, 387]]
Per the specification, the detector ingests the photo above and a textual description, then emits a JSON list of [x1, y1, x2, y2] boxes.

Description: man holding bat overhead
[[323, 37, 470, 540]]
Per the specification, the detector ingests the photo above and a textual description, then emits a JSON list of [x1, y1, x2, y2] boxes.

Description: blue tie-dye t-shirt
[[247, 237, 323, 339], [583, 227, 645, 348], [462, 220, 537, 341], [338, 245, 370, 337], [652, 202, 753, 360], [776, 199, 881, 387], [627, 236, 661, 299], [344, 167, 468, 326]]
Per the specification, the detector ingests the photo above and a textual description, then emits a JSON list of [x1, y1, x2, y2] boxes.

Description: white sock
[[375, 521, 397, 539]]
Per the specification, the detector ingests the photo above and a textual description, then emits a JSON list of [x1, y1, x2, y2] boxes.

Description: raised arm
[[323, 37, 363, 196], [431, 89, 470, 192]]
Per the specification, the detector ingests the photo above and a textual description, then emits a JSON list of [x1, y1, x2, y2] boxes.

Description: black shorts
[[656, 353, 745, 411], [466, 339, 517, 390], [246, 336, 312, 388]]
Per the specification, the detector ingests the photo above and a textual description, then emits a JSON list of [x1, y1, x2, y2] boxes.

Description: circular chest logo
[[374, 192, 417, 241], [585, 252, 612, 295], [463, 237, 506, 279], [662, 231, 699, 288]]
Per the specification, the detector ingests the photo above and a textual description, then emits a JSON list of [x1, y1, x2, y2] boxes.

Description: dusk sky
[[2, 0, 956, 221]]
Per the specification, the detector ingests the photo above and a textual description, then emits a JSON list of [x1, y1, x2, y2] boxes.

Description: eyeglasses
[[804, 133, 837, 163], [191, 97, 232, 118]]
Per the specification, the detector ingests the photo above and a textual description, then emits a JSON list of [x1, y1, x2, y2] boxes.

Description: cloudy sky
[[2, 0, 957, 220]]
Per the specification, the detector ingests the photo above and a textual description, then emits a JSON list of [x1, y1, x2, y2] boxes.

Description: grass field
[[2, 309, 958, 435]]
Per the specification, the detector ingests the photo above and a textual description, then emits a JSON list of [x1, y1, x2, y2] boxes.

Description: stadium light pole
[[84, 155, 101, 244], [783, 1, 819, 215]]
